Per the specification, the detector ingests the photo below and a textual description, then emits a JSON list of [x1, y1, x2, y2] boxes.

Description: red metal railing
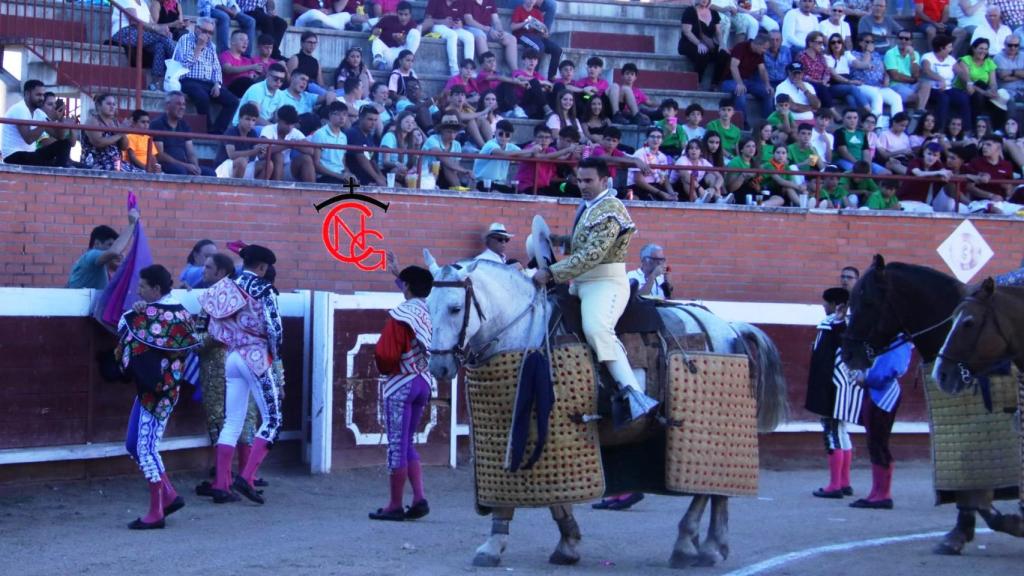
[[2, 115, 1023, 214], [0, 0, 146, 115]]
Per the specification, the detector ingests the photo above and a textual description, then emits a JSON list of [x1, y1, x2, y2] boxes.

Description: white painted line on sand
[[723, 529, 994, 576]]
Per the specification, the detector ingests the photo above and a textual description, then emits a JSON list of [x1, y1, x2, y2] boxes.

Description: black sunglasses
[[488, 236, 510, 243], [497, 131, 512, 137]]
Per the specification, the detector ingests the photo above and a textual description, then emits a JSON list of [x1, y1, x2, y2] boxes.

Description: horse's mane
[[875, 261, 965, 302], [883, 262, 960, 286], [437, 260, 535, 291]]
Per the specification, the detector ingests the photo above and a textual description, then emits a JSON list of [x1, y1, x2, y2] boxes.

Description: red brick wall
[[2, 169, 1021, 300]]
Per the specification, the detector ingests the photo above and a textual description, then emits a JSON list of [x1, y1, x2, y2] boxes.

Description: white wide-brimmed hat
[[484, 222, 514, 239], [991, 88, 1011, 111]]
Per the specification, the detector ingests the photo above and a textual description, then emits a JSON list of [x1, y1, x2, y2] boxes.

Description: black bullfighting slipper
[[813, 488, 844, 499], [841, 486, 854, 496], [849, 498, 893, 509], [254, 477, 269, 488], [232, 476, 265, 505], [195, 481, 215, 497], [404, 499, 430, 520], [163, 496, 185, 516], [592, 498, 616, 510], [608, 493, 645, 510], [369, 508, 405, 521], [128, 517, 165, 530], [211, 488, 240, 504]]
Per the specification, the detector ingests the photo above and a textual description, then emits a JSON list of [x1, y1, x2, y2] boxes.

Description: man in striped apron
[[370, 266, 435, 522]]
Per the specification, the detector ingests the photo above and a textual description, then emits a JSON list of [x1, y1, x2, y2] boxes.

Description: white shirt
[[775, 78, 817, 120], [2, 100, 47, 155], [921, 52, 957, 89], [811, 128, 834, 161], [971, 22, 1013, 55], [950, 0, 989, 29], [259, 123, 306, 162], [474, 248, 507, 264], [110, 0, 152, 34], [818, 18, 851, 40], [627, 268, 667, 299], [826, 52, 856, 74], [782, 9, 820, 48]]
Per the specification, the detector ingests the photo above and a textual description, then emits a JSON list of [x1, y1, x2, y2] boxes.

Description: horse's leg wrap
[[670, 495, 708, 569], [548, 504, 581, 565], [697, 496, 730, 567], [935, 491, 982, 555], [473, 507, 514, 567]]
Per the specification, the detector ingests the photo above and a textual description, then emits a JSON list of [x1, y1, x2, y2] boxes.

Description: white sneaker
[[720, 193, 735, 204], [510, 106, 528, 118]]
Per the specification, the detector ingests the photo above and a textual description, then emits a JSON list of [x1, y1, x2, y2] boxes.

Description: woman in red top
[[510, 0, 562, 80], [798, 31, 839, 120], [370, 264, 435, 522]]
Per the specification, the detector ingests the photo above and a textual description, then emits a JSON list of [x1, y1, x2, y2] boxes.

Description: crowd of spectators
[[2, 0, 1024, 212]]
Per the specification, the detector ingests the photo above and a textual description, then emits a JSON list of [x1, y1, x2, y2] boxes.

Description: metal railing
[[0, 0, 145, 115], [2, 115, 1022, 214]]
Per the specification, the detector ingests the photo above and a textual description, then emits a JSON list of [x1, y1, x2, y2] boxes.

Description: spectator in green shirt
[[67, 209, 140, 290], [816, 164, 854, 208], [726, 137, 763, 205], [762, 145, 806, 206], [705, 98, 741, 158], [766, 93, 796, 137], [787, 122, 822, 172], [654, 99, 687, 158], [866, 178, 902, 210]]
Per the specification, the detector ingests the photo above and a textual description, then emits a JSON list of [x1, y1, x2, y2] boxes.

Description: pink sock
[[160, 472, 178, 501], [878, 463, 894, 500], [236, 443, 252, 474], [240, 438, 269, 486], [408, 460, 425, 503], [825, 451, 843, 491], [868, 464, 886, 501], [386, 468, 408, 512], [213, 443, 235, 492], [142, 481, 163, 523], [840, 449, 853, 488]]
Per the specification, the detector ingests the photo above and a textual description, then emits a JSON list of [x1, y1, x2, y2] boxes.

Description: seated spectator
[[176, 18, 241, 135], [552, 59, 596, 105], [819, 3, 854, 49], [704, 131, 726, 167], [259, 105, 314, 181], [711, 0, 761, 46], [705, 98, 741, 158], [239, 0, 287, 60], [876, 111, 915, 167], [215, 102, 268, 178], [123, 109, 161, 173], [858, 0, 902, 51], [721, 32, 773, 129], [473, 120, 531, 192], [725, 137, 763, 204], [972, 6, 1013, 54], [153, 0, 188, 40], [253, 33, 281, 71], [280, 69, 334, 133], [335, 47, 375, 97], [477, 51, 519, 103], [388, 49, 419, 100], [800, 32, 842, 119], [588, 126, 647, 181], [611, 63, 659, 126], [442, 59, 482, 106], [339, 75, 370, 114], [783, 0, 821, 56], [2, 80, 74, 167], [944, 115, 975, 148], [627, 128, 677, 201], [965, 134, 1013, 200], [776, 62, 821, 121], [950, 0, 988, 44], [916, 0, 967, 47], [549, 126, 584, 195], [850, 33, 904, 118], [995, 34, 1024, 99], [765, 29, 794, 85], [346, 104, 388, 185], [380, 110, 426, 186], [396, 78, 438, 132], [443, 85, 491, 149], [921, 35, 970, 129], [287, 31, 328, 96], [152, 91, 216, 176], [866, 178, 902, 209], [501, 49, 554, 119], [582, 96, 613, 146], [294, 0, 369, 30], [933, 144, 977, 211], [885, 31, 928, 111], [514, 124, 566, 193], [511, 0, 562, 80], [370, 2, 421, 71], [763, 145, 807, 206], [479, 91, 505, 136], [825, 32, 874, 116], [110, 0, 175, 89], [80, 93, 137, 173], [788, 122, 824, 170], [767, 93, 797, 135], [547, 90, 584, 135], [811, 107, 835, 163], [202, 0, 256, 57], [221, 30, 263, 97], [423, 0, 476, 76], [893, 141, 953, 203], [67, 213, 139, 289], [682, 103, 707, 142], [575, 58, 617, 121], [834, 108, 888, 173], [499, 0, 556, 32], [815, 164, 857, 208], [464, 0, 518, 72], [673, 138, 727, 202], [909, 111, 940, 153], [422, 114, 473, 189], [955, 38, 1004, 125], [180, 240, 217, 288], [678, 0, 730, 88], [366, 81, 395, 131], [655, 99, 686, 157], [310, 101, 356, 184], [232, 62, 288, 126]]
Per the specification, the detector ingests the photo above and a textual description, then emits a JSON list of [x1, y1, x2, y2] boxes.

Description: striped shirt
[[864, 340, 912, 413], [237, 0, 267, 12], [174, 33, 223, 85]]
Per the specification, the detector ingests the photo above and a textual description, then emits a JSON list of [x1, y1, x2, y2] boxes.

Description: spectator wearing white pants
[[424, 0, 475, 75], [712, 0, 762, 45], [370, 2, 422, 69], [849, 33, 904, 117]]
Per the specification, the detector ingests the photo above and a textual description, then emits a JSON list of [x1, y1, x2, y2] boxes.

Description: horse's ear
[[423, 249, 441, 275], [872, 254, 886, 271], [981, 277, 996, 296]]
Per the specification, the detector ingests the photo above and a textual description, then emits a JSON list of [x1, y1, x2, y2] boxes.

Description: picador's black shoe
[[128, 517, 165, 530], [163, 496, 185, 516], [404, 499, 430, 520], [233, 476, 265, 505], [369, 507, 405, 521]]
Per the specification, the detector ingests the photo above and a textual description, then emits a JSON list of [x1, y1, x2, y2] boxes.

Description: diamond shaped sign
[[936, 220, 994, 283]]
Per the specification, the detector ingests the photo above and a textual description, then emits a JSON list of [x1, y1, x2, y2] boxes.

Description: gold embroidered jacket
[[550, 194, 635, 284]]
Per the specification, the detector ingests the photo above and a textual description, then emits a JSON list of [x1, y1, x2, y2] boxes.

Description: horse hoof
[[933, 540, 964, 556], [472, 553, 502, 567], [549, 550, 581, 566], [695, 550, 725, 567], [669, 551, 700, 569]]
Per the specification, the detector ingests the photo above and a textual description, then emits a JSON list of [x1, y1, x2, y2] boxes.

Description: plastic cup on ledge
[[799, 192, 808, 208], [483, 178, 492, 191], [386, 172, 396, 188], [511, 180, 520, 193]]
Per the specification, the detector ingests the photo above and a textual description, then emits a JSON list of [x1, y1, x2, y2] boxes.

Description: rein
[[936, 295, 1016, 370], [846, 277, 955, 361]]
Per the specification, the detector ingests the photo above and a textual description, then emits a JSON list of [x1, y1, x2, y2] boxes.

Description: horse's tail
[[731, 322, 788, 432]]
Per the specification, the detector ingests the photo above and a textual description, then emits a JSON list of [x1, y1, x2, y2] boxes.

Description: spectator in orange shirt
[[123, 110, 162, 173]]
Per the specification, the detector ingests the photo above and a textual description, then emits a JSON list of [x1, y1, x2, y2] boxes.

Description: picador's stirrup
[[611, 387, 660, 427]]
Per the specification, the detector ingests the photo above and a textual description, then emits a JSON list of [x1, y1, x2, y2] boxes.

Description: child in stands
[[866, 178, 901, 210], [610, 63, 657, 126], [124, 110, 161, 173], [767, 93, 796, 137], [682, 103, 706, 142], [705, 98, 741, 158], [655, 99, 687, 158]]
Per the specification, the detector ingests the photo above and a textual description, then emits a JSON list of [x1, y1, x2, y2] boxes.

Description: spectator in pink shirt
[[220, 30, 264, 97], [610, 62, 657, 125], [442, 58, 482, 106], [500, 49, 554, 119]]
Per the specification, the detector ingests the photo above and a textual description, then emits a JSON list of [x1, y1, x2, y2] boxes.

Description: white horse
[[424, 251, 788, 569]]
